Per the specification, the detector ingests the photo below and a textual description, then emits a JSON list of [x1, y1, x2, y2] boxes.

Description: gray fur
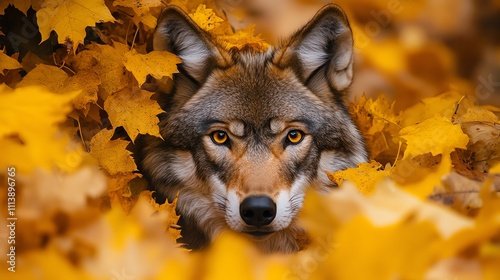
[[135, 4, 368, 253]]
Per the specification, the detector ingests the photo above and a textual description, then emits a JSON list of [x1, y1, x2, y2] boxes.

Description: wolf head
[[137, 4, 367, 252]]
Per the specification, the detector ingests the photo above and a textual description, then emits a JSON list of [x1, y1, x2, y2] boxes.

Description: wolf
[[135, 4, 368, 253]]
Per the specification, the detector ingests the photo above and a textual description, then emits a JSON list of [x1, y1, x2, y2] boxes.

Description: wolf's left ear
[[153, 6, 229, 84], [275, 4, 353, 92]]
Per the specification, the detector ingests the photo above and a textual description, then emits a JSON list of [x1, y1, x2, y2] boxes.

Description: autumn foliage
[[1, 0, 500, 279]]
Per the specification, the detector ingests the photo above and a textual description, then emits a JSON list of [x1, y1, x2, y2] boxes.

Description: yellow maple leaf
[[73, 43, 129, 99], [490, 163, 500, 174], [401, 91, 474, 127], [113, 0, 164, 29], [104, 84, 164, 142], [0, 51, 22, 73], [321, 216, 442, 279], [350, 94, 401, 160], [136, 191, 181, 241], [103, 203, 151, 242], [17, 64, 100, 114], [350, 94, 373, 134], [16, 64, 68, 91], [169, 0, 217, 14], [395, 155, 453, 198], [459, 107, 499, 123], [87, 196, 186, 279], [89, 129, 137, 175], [399, 115, 469, 159], [107, 172, 139, 192], [37, 0, 115, 52], [0, 0, 41, 15], [0, 85, 80, 173], [298, 182, 474, 280], [188, 4, 224, 32], [63, 70, 101, 114], [105, 172, 143, 211], [124, 49, 181, 86], [187, 4, 267, 52], [327, 160, 390, 194], [201, 231, 257, 280], [219, 25, 270, 52], [366, 95, 399, 135]]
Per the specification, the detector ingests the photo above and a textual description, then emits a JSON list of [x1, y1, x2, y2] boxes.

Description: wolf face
[[136, 4, 368, 253]]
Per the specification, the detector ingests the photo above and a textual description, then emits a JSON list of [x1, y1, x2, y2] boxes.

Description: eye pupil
[[287, 130, 304, 144]]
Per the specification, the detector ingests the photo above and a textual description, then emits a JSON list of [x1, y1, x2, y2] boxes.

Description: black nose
[[239, 196, 276, 227]]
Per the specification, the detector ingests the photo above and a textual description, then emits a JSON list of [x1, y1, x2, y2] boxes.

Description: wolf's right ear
[[153, 6, 229, 84], [275, 4, 354, 92]]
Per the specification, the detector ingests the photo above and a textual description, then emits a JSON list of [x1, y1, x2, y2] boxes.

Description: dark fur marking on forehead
[[229, 48, 275, 65]]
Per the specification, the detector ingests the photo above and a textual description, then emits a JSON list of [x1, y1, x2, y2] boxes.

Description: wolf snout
[[239, 196, 277, 227]]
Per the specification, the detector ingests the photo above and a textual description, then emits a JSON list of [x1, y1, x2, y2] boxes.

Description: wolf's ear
[[153, 6, 229, 84], [275, 4, 353, 92]]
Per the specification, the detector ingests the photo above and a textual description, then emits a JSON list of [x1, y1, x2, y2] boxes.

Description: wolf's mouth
[[244, 231, 274, 237]]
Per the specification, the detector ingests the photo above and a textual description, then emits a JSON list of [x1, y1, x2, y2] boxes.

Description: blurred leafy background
[[0, 0, 499, 279], [220, 0, 500, 110]]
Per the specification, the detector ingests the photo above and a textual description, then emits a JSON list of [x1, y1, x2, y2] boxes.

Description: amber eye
[[211, 131, 228, 145], [287, 130, 304, 144]]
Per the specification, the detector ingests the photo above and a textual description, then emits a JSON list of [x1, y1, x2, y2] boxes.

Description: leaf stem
[[130, 26, 139, 51], [76, 116, 88, 152]]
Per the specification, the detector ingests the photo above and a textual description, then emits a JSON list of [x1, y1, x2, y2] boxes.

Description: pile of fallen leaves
[[1, 0, 499, 279]]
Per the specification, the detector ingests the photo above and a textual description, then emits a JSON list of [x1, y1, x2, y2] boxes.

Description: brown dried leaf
[[461, 121, 500, 172]]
